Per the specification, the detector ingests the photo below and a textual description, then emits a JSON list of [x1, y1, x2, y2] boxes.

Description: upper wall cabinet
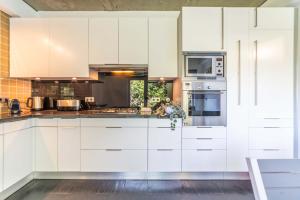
[[10, 18, 49, 78], [89, 17, 119, 65], [249, 8, 295, 30], [48, 18, 89, 77], [182, 7, 224, 52], [148, 17, 178, 78], [119, 17, 148, 65]]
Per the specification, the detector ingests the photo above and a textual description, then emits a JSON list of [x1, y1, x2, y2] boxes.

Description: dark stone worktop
[[0, 110, 167, 123]]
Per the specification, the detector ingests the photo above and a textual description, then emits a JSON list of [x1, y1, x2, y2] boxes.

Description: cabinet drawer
[[81, 127, 147, 149], [81, 118, 147, 127], [182, 138, 226, 150], [58, 118, 80, 127], [35, 118, 58, 127], [249, 149, 293, 159], [249, 118, 293, 127], [148, 119, 182, 128], [148, 150, 181, 172], [148, 128, 181, 149], [4, 119, 32, 133], [81, 150, 147, 172], [249, 128, 293, 150], [182, 149, 226, 172], [182, 127, 226, 139]]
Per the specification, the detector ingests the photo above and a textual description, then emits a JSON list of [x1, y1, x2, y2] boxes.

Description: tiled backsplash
[[0, 11, 32, 113]]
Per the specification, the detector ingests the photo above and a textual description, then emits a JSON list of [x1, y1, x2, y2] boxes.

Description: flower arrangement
[[153, 98, 186, 129]]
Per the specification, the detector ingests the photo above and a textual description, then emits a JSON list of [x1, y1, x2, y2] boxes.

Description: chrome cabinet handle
[[221, 7, 224, 49], [157, 149, 173, 152], [263, 149, 280, 151], [254, 40, 258, 106], [106, 149, 122, 151], [264, 118, 281, 120], [263, 127, 280, 129], [238, 40, 241, 105], [197, 149, 213, 151], [197, 126, 213, 129], [196, 138, 213, 140], [254, 8, 258, 28], [105, 126, 122, 129]]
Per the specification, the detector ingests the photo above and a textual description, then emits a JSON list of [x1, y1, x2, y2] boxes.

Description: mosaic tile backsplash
[[0, 11, 32, 113]]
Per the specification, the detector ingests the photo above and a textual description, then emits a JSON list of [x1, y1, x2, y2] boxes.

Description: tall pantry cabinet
[[226, 7, 295, 171]]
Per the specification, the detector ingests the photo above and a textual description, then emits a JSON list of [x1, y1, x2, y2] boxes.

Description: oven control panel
[[183, 81, 227, 91], [215, 57, 224, 77]]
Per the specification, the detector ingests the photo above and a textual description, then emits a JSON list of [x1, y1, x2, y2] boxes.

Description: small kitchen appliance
[[44, 97, 57, 110], [9, 99, 21, 114], [57, 99, 81, 111], [26, 96, 44, 111]]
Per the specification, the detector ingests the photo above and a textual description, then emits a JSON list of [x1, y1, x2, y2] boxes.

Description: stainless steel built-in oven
[[182, 81, 227, 126], [185, 54, 225, 78]]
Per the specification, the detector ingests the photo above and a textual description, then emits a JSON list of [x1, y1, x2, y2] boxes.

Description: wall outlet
[[85, 97, 95, 103]]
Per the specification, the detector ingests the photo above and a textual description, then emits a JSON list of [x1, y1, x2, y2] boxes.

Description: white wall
[[0, 0, 37, 17]]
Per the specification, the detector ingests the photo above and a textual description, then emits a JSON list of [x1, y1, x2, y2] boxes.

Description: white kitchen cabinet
[[224, 8, 250, 172], [148, 128, 181, 149], [48, 18, 89, 77], [81, 127, 147, 149], [250, 8, 295, 30], [249, 30, 294, 121], [182, 126, 226, 139], [35, 127, 58, 172], [0, 135, 3, 192], [81, 150, 147, 172], [81, 118, 148, 127], [89, 17, 119, 65], [148, 17, 178, 78], [148, 150, 181, 172], [182, 150, 226, 172], [182, 7, 224, 52], [4, 128, 33, 189], [10, 18, 49, 78], [58, 127, 80, 172], [249, 128, 293, 151], [119, 17, 148, 64], [182, 138, 226, 150]]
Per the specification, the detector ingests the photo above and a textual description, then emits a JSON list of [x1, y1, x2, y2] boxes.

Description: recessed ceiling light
[[35, 77, 41, 80], [72, 77, 77, 80]]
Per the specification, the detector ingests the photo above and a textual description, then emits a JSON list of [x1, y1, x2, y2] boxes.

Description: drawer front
[[249, 118, 293, 127], [148, 119, 182, 128], [249, 128, 293, 150], [4, 119, 32, 133], [81, 127, 147, 149], [182, 127, 226, 139], [35, 118, 58, 127], [81, 150, 147, 172], [81, 118, 148, 127], [148, 128, 181, 149], [249, 149, 293, 159], [148, 150, 181, 172], [182, 138, 226, 150], [182, 150, 226, 172], [58, 118, 80, 127]]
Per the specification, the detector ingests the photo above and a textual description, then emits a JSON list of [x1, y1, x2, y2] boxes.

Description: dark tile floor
[[6, 180, 254, 200]]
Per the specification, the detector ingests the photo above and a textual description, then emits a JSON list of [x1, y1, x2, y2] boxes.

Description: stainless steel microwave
[[185, 55, 224, 78]]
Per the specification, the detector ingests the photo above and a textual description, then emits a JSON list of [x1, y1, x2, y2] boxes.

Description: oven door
[[183, 90, 227, 126], [185, 56, 216, 77]]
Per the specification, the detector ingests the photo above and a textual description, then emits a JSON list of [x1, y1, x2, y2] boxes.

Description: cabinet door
[[35, 127, 58, 172], [250, 8, 294, 30], [182, 7, 223, 52], [48, 18, 89, 77], [224, 8, 250, 172], [4, 128, 33, 189], [249, 30, 294, 120], [148, 150, 181, 172], [58, 127, 80, 171], [119, 17, 148, 64], [10, 18, 49, 78], [148, 17, 177, 78], [0, 135, 3, 192], [148, 128, 181, 149], [89, 17, 118, 65]]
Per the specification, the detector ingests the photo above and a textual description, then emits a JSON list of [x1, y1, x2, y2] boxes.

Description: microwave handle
[[254, 40, 258, 106]]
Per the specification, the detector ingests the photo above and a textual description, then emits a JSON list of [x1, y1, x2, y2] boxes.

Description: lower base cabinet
[[4, 128, 33, 189], [182, 150, 226, 172], [35, 127, 58, 172], [81, 150, 147, 172], [58, 127, 81, 172], [148, 150, 181, 172]]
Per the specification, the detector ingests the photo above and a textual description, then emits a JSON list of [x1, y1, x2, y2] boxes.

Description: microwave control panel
[[215, 57, 224, 77]]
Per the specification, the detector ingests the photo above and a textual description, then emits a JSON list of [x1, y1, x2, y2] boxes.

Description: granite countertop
[[0, 110, 167, 123]]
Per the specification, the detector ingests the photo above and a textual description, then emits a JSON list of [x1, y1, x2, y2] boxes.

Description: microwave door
[[186, 56, 216, 77]]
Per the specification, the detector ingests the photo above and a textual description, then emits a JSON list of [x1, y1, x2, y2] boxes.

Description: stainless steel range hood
[[89, 64, 148, 73]]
